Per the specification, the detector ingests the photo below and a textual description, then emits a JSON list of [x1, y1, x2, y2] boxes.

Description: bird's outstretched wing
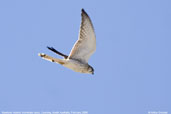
[[68, 9, 96, 63], [47, 46, 68, 59]]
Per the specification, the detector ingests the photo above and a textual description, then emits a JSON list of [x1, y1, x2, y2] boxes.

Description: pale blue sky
[[0, 0, 171, 114]]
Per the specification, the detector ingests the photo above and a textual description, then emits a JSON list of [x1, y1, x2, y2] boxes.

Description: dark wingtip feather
[[81, 8, 85, 12], [47, 46, 50, 49], [46, 46, 68, 59], [81, 8, 88, 16], [47, 46, 53, 50], [47, 46, 57, 54]]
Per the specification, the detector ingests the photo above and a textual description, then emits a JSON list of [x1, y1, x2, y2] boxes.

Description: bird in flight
[[38, 9, 96, 74]]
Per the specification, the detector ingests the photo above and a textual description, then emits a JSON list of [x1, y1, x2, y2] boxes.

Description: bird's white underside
[[39, 9, 96, 74]]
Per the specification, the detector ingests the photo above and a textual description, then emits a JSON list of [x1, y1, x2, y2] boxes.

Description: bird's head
[[88, 65, 94, 75]]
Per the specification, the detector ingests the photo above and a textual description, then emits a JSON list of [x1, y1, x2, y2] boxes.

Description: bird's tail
[[47, 46, 68, 59], [38, 53, 66, 65]]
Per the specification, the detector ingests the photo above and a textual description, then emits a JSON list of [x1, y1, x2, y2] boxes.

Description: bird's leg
[[38, 53, 65, 65]]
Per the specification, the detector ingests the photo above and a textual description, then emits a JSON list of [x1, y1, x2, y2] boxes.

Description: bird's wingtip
[[38, 53, 46, 57], [81, 8, 86, 13], [81, 8, 89, 17]]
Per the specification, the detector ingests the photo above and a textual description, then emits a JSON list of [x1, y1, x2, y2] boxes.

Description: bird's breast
[[63, 59, 88, 73]]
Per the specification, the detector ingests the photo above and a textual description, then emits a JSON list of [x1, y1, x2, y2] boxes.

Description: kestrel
[[38, 9, 96, 74]]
